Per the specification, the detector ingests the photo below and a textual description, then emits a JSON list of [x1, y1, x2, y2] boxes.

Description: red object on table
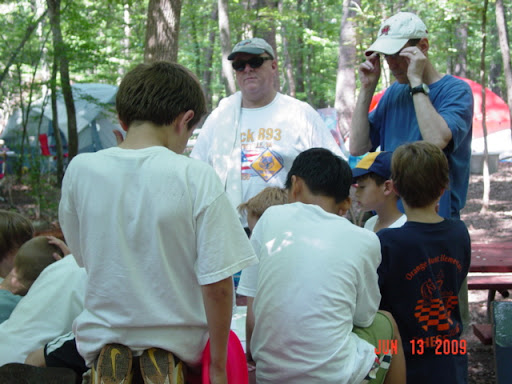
[[470, 242, 512, 273]]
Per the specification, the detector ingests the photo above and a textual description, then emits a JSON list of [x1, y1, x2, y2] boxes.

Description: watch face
[[422, 83, 430, 94]]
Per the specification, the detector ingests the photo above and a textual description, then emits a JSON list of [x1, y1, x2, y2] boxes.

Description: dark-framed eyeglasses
[[232, 56, 273, 72]]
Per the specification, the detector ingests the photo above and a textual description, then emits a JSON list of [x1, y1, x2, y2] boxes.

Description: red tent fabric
[[369, 76, 511, 139]]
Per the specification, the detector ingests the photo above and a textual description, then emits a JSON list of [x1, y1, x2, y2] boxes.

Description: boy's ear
[[288, 175, 302, 203], [176, 110, 195, 133], [383, 180, 395, 196], [419, 37, 429, 55], [118, 118, 129, 132], [336, 197, 352, 217]]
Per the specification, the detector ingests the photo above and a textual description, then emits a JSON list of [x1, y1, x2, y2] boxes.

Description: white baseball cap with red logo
[[365, 12, 428, 57]]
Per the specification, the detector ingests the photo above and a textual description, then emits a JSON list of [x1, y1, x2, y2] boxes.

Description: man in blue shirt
[[350, 11, 473, 219]]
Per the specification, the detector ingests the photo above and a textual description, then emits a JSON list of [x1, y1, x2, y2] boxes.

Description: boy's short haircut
[[354, 172, 388, 187], [14, 236, 63, 285], [0, 210, 34, 262], [237, 187, 288, 218], [285, 148, 352, 203], [352, 151, 392, 186], [391, 141, 449, 208], [116, 61, 207, 129]]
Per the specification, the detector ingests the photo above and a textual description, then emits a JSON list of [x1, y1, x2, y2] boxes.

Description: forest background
[[0, 0, 511, 221]]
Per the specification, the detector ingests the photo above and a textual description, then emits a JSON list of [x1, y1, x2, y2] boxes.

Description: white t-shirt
[[192, 93, 345, 223], [364, 214, 407, 232], [59, 146, 257, 367], [238, 203, 381, 384], [0, 255, 86, 365]]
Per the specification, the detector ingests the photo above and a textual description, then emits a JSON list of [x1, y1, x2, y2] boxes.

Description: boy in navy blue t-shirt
[[377, 141, 470, 384]]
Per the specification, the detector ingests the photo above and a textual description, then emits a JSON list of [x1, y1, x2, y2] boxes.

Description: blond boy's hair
[[14, 236, 63, 289], [238, 187, 288, 218]]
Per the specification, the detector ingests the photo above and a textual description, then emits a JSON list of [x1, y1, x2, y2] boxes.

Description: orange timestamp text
[[410, 337, 467, 355]]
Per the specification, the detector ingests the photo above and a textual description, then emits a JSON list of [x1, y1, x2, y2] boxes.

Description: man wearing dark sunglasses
[[191, 37, 345, 228], [350, 12, 473, 221]]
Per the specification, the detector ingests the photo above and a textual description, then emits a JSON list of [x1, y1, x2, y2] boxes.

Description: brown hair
[[391, 141, 449, 208], [116, 61, 207, 130], [238, 187, 288, 218], [355, 172, 388, 186], [0, 210, 34, 262], [14, 236, 63, 288]]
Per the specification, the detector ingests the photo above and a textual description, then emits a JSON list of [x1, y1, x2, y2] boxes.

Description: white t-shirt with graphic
[[239, 93, 344, 210]]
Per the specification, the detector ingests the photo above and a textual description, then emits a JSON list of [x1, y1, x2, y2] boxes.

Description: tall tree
[[218, 0, 236, 95], [495, 0, 512, 142], [0, 10, 47, 88], [335, 0, 359, 140], [47, 0, 78, 161], [144, 0, 182, 62], [278, 0, 295, 97], [479, 0, 490, 213]]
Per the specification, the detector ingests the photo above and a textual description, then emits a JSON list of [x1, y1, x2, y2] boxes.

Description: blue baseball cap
[[352, 151, 392, 180]]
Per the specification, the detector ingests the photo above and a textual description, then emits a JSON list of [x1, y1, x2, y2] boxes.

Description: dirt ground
[[460, 161, 512, 384], [1, 161, 511, 383]]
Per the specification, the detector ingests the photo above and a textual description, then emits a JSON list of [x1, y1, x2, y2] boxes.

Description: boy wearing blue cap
[[352, 151, 406, 232]]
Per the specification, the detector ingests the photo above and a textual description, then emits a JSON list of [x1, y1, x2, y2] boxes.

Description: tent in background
[[1, 83, 121, 154]]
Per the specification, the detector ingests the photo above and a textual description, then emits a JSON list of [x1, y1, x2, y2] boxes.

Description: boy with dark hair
[[378, 141, 470, 384], [239, 148, 405, 384], [0, 210, 34, 280], [59, 61, 257, 384], [352, 151, 406, 232]]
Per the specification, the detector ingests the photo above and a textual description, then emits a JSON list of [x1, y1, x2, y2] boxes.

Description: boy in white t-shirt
[[352, 151, 406, 232], [58, 62, 257, 384], [238, 148, 405, 384]]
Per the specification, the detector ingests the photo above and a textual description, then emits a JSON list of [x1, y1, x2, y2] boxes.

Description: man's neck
[[242, 90, 277, 108]]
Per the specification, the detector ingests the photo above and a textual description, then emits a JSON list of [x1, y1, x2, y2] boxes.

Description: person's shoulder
[[435, 75, 472, 94], [277, 93, 319, 114]]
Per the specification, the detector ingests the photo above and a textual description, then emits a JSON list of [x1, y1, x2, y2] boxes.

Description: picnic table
[[469, 242, 512, 345]]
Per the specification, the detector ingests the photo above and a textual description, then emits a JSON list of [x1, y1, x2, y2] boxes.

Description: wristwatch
[[410, 83, 430, 96]]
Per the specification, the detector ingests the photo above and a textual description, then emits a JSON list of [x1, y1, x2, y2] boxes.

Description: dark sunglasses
[[232, 57, 273, 72]]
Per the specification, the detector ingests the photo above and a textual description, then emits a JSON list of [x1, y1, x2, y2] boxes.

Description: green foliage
[[1, 0, 510, 120]]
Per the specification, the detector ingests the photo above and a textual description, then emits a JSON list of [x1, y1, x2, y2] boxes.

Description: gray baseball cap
[[228, 38, 275, 60]]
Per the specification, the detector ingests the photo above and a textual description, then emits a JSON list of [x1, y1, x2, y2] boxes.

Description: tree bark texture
[[47, 0, 78, 161], [144, 0, 182, 63], [218, 0, 236, 95], [495, 0, 512, 142], [480, 0, 490, 213], [335, 0, 358, 140]]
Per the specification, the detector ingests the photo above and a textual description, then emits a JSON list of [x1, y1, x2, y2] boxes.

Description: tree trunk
[[47, 0, 78, 162], [335, 0, 359, 141], [50, 53, 64, 185], [453, 22, 468, 77], [495, 0, 512, 142], [295, 0, 305, 96], [218, 0, 236, 95], [203, 4, 218, 110], [144, 0, 182, 63], [480, 0, 490, 213], [254, 0, 279, 90]]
